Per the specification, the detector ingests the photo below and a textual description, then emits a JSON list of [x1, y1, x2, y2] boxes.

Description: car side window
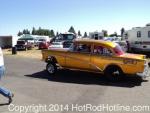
[[73, 43, 91, 53], [93, 45, 112, 56]]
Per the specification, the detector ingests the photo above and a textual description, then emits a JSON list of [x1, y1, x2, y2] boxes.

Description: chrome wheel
[[47, 63, 55, 74], [112, 70, 120, 76]]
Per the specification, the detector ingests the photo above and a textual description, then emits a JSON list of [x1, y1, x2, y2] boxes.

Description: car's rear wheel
[[104, 66, 124, 82], [46, 63, 57, 75]]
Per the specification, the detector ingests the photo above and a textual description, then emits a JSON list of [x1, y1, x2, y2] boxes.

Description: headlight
[[143, 55, 146, 59]]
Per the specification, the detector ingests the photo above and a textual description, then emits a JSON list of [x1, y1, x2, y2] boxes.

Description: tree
[[68, 26, 76, 34], [114, 32, 117, 37], [32, 27, 36, 35], [50, 30, 55, 37], [26, 29, 30, 34], [56, 32, 59, 36], [109, 32, 118, 37], [78, 30, 82, 36], [22, 29, 30, 34], [17, 31, 23, 36], [23, 29, 26, 34], [102, 30, 108, 37], [19, 27, 55, 36], [83, 32, 87, 37], [121, 28, 125, 37], [36, 27, 42, 35]]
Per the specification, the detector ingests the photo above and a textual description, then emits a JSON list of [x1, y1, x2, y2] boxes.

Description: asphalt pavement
[[0, 55, 150, 113]]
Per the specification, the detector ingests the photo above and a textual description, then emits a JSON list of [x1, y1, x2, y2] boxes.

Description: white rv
[[89, 31, 104, 40], [124, 23, 150, 52]]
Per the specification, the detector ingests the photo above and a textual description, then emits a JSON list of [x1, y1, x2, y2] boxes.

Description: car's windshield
[[55, 34, 75, 41], [52, 42, 61, 45], [19, 38, 34, 41], [113, 44, 124, 55], [17, 41, 25, 44], [39, 39, 46, 41], [63, 34, 74, 40]]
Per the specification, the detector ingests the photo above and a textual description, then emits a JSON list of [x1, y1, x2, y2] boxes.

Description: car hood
[[120, 53, 146, 60]]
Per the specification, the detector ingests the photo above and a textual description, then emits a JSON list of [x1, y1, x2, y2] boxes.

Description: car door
[[65, 43, 91, 70], [90, 45, 113, 72]]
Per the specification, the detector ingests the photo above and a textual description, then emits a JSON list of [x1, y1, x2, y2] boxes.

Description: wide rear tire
[[104, 66, 124, 82]]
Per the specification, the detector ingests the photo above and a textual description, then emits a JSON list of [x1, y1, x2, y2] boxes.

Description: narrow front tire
[[46, 63, 57, 75]]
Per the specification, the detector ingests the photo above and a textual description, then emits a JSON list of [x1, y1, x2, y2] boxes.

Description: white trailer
[[32, 35, 52, 42], [0, 36, 12, 48], [12, 36, 20, 46], [89, 31, 104, 40], [124, 23, 150, 52]]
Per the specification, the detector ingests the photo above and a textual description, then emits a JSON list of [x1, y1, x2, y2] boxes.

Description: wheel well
[[104, 65, 123, 73], [46, 56, 57, 64]]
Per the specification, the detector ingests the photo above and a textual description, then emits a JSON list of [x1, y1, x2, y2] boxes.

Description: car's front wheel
[[46, 63, 57, 75]]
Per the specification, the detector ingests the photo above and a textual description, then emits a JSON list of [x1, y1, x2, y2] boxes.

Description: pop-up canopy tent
[[18, 34, 36, 41]]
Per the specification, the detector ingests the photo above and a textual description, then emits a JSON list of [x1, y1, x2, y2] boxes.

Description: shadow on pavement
[[25, 70, 148, 88], [0, 103, 9, 106]]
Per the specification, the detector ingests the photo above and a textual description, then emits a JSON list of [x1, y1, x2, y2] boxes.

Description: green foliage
[[23, 29, 30, 34], [50, 30, 55, 37], [19, 27, 55, 37], [109, 32, 118, 37], [32, 27, 36, 35]]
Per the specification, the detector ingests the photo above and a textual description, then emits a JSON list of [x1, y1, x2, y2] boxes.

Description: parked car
[[114, 41, 128, 52], [42, 39, 149, 81], [38, 41, 50, 49], [48, 41, 63, 49], [51, 32, 76, 48], [15, 40, 33, 50], [18, 37, 36, 47], [104, 37, 128, 52], [35, 38, 50, 46]]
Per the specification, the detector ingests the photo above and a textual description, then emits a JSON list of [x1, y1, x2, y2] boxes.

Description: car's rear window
[[113, 44, 124, 55]]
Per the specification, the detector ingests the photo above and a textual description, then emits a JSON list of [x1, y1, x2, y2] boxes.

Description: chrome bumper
[[137, 61, 150, 79]]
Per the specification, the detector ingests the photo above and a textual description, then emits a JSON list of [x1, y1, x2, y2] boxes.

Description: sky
[[0, 0, 150, 36]]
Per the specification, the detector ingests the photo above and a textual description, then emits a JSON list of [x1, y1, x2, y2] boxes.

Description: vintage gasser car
[[42, 39, 149, 81]]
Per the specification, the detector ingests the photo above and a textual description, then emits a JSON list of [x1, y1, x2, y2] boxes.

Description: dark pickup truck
[[15, 40, 34, 50]]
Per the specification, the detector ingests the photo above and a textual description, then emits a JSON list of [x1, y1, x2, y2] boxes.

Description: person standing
[[0, 47, 14, 104]]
